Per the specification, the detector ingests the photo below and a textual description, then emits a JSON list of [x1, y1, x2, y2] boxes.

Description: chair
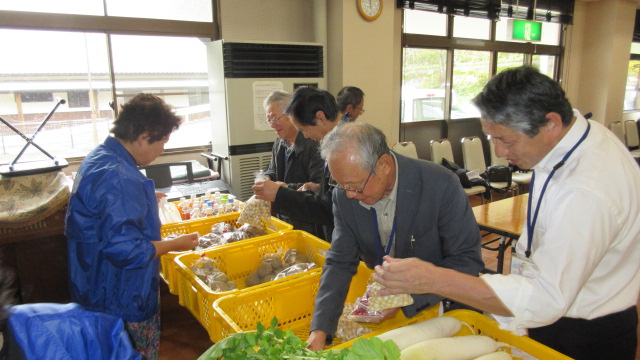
[[624, 120, 639, 150], [608, 121, 626, 146], [430, 138, 487, 203], [139, 162, 194, 188], [392, 141, 418, 159], [461, 136, 516, 199], [489, 141, 531, 192]]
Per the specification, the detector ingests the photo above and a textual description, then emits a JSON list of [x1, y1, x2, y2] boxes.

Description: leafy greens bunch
[[198, 317, 400, 360]]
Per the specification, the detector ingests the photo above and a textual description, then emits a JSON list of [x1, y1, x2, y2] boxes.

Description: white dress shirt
[[482, 110, 640, 335]]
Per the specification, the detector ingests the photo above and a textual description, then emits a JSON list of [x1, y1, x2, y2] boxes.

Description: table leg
[[497, 236, 506, 273]]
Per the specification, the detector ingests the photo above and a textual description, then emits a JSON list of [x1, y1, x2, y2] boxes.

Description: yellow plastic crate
[[159, 212, 293, 295], [211, 261, 437, 345], [174, 230, 330, 342], [333, 309, 572, 359]]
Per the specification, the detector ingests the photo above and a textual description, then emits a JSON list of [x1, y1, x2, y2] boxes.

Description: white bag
[[159, 197, 182, 224]]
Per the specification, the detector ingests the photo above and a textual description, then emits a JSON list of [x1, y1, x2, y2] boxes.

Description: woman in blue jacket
[[65, 94, 198, 360]]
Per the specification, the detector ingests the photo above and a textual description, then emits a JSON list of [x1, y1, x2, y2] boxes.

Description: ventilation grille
[[223, 42, 323, 78], [237, 154, 273, 200]]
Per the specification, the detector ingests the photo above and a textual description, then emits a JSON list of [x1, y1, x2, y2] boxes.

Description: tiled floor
[[158, 192, 640, 360]]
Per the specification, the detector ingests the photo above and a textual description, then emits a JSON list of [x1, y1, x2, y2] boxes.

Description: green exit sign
[[508, 19, 542, 41]]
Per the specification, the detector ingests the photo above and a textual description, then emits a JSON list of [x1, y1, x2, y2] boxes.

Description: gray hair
[[263, 90, 291, 110], [472, 66, 573, 137], [320, 122, 389, 173]]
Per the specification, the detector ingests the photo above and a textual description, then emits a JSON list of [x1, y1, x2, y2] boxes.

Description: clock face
[[361, 0, 381, 16], [358, 0, 382, 21]]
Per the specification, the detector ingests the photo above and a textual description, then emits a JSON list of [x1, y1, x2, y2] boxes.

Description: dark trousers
[[528, 306, 637, 360]]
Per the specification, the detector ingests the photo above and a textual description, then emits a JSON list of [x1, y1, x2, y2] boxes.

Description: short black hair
[[110, 93, 183, 143], [336, 86, 364, 113], [284, 87, 338, 126], [473, 66, 573, 137]]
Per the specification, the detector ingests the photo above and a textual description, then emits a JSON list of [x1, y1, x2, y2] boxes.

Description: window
[[21, 92, 54, 103], [532, 55, 557, 78], [401, 48, 447, 123], [404, 10, 447, 36], [625, 59, 640, 111], [0, 5, 218, 164], [451, 50, 488, 119], [453, 16, 491, 40], [497, 52, 525, 72], [400, 9, 564, 123], [68, 91, 91, 108], [110, 35, 210, 149]]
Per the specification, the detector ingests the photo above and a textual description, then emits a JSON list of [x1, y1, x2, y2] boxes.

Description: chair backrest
[[392, 141, 418, 159], [489, 140, 509, 167], [429, 139, 454, 164], [139, 161, 194, 188], [608, 121, 626, 145], [624, 120, 639, 148], [461, 136, 487, 173]]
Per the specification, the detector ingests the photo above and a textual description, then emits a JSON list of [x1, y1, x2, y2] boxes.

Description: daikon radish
[[472, 352, 513, 360], [400, 335, 500, 360], [375, 316, 462, 350]]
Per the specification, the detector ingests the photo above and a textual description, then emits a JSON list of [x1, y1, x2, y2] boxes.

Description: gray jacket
[[310, 152, 484, 336]]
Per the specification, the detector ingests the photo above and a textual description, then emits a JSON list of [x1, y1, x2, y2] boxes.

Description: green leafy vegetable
[[197, 317, 400, 360]]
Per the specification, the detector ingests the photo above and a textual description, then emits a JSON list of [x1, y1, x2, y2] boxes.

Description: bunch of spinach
[[198, 317, 400, 360]]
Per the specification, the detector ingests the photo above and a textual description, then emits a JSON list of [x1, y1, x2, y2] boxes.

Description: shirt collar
[[534, 109, 588, 172], [104, 136, 137, 167], [359, 152, 399, 210]]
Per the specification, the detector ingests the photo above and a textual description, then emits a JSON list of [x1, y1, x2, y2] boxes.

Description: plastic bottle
[[190, 207, 202, 220], [203, 206, 214, 217]]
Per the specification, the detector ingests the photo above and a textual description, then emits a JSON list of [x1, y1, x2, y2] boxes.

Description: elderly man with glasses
[[306, 122, 484, 350], [253, 87, 341, 241], [261, 90, 324, 236]]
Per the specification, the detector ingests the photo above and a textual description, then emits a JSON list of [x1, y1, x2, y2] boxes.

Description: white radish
[[400, 335, 500, 360], [472, 352, 513, 360], [375, 316, 462, 350]]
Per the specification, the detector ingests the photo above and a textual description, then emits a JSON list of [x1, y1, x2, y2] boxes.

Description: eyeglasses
[[328, 154, 381, 193], [265, 113, 287, 125], [328, 170, 373, 194], [355, 106, 365, 113]]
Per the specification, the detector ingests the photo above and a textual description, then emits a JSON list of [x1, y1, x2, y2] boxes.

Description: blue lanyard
[[371, 208, 397, 265], [525, 121, 591, 257]]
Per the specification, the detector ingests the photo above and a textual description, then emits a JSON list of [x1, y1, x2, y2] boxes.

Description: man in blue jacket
[[65, 94, 198, 360]]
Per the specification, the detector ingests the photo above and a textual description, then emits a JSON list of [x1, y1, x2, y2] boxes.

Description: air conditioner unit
[[207, 40, 326, 200]]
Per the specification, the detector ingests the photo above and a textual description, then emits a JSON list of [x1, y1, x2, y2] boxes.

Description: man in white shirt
[[374, 66, 640, 360]]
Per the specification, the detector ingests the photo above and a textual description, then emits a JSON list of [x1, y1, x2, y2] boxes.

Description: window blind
[[397, 0, 574, 25]]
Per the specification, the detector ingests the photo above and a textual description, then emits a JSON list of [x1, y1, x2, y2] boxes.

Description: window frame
[[0, 7, 220, 164], [402, 13, 565, 123]]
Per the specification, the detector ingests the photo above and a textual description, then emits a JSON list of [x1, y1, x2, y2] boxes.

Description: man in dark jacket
[[262, 90, 324, 236], [252, 87, 340, 241]]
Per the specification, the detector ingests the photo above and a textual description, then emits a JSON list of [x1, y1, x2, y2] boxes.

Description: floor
[[158, 191, 640, 360]]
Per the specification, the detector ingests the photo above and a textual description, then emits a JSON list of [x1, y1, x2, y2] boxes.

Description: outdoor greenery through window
[[0, 2, 215, 165], [626, 60, 640, 111], [401, 9, 563, 123]]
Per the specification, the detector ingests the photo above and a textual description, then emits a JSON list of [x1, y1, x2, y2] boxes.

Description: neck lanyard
[[525, 121, 591, 257], [371, 208, 397, 265]]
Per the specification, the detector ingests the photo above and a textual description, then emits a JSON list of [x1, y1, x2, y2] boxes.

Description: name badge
[[510, 252, 540, 278]]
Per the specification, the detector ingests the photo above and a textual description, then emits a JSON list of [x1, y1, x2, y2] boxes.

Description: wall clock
[[357, 0, 382, 21]]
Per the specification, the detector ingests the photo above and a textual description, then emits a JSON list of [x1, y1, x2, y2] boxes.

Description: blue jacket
[[65, 136, 161, 322], [7, 303, 141, 360]]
